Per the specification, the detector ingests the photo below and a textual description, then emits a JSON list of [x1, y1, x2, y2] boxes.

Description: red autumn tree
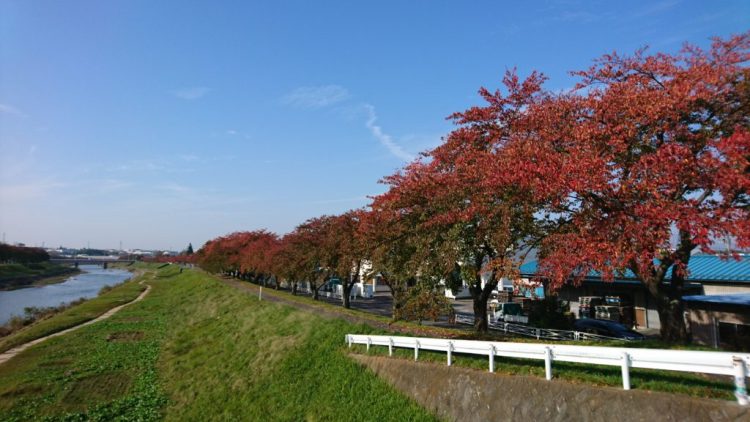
[[196, 230, 275, 277], [358, 201, 420, 320], [499, 33, 750, 342], [285, 216, 338, 300], [238, 230, 280, 286], [314, 211, 368, 309], [271, 232, 310, 295], [374, 75, 545, 331]]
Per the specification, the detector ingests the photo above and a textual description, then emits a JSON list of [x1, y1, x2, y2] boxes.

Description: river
[[0, 265, 132, 325]]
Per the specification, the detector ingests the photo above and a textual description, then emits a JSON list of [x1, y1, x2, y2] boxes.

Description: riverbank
[[0, 275, 147, 353], [0, 282, 151, 366], [0, 262, 81, 291], [0, 265, 437, 421]]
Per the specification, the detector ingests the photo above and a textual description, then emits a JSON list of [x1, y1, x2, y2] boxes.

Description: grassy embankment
[[225, 279, 736, 400], [0, 262, 81, 290], [0, 265, 437, 421]]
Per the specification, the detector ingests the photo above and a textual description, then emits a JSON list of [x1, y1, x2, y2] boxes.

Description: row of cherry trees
[[197, 34, 749, 341]]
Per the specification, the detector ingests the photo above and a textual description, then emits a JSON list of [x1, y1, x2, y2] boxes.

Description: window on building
[[718, 322, 750, 352]]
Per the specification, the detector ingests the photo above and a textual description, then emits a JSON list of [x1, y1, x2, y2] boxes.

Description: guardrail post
[[489, 345, 496, 373], [504, 323, 508, 334], [621, 352, 631, 390], [536, 328, 541, 340], [574, 331, 579, 341], [347, 335, 352, 348], [414, 340, 420, 361], [366, 337, 371, 352], [733, 357, 749, 406], [544, 347, 552, 380], [447, 341, 453, 366], [388, 337, 394, 356]]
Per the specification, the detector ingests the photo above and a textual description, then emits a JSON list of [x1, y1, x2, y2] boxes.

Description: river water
[[0, 265, 132, 325]]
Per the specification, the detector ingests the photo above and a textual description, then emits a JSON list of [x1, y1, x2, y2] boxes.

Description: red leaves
[[196, 32, 749, 320], [519, 32, 750, 289]]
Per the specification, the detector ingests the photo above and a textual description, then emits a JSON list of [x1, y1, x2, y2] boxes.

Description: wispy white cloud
[[172, 86, 210, 100], [91, 179, 134, 193], [308, 195, 369, 205], [179, 154, 199, 162], [110, 159, 166, 172], [631, 0, 680, 18], [0, 179, 66, 202], [157, 182, 193, 195], [282, 85, 350, 108], [106, 158, 196, 174], [224, 129, 252, 139], [557, 10, 600, 23], [0, 103, 28, 118], [363, 104, 415, 162]]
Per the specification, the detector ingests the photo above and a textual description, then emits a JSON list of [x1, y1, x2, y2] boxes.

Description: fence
[[345, 333, 750, 405], [455, 314, 626, 342]]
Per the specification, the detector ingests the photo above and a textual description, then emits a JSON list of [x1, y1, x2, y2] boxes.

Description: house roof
[[519, 254, 750, 284], [683, 293, 750, 307]]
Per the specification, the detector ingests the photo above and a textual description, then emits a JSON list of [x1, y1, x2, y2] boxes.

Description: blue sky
[[1, 1, 748, 251]]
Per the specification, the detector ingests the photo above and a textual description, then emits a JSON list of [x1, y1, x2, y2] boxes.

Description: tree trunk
[[342, 262, 361, 309], [343, 276, 357, 309], [638, 232, 692, 344], [343, 288, 351, 308], [655, 291, 688, 343], [472, 295, 489, 332], [292, 281, 298, 296], [654, 231, 692, 343], [390, 284, 407, 321], [470, 272, 497, 333]]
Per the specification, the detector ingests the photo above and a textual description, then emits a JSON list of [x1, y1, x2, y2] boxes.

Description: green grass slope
[[0, 267, 438, 421]]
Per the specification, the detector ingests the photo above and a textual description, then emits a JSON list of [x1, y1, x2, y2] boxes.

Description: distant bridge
[[49, 258, 135, 266]]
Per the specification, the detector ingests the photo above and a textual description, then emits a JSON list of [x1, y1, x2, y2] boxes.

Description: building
[[443, 272, 515, 299], [520, 254, 750, 330], [682, 293, 750, 351]]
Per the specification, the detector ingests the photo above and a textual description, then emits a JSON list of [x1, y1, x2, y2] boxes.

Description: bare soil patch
[[62, 372, 132, 406], [106, 331, 144, 342]]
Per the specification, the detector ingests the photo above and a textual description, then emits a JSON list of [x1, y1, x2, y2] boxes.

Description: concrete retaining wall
[[351, 354, 749, 422]]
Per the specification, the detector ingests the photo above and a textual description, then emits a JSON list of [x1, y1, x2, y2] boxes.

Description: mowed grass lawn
[[0, 267, 438, 421]]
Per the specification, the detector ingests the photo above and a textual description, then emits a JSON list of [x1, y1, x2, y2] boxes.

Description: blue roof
[[683, 293, 750, 307], [519, 254, 750, 283]]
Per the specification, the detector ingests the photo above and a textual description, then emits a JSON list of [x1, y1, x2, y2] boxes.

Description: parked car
[[573, 319, 645, 340]]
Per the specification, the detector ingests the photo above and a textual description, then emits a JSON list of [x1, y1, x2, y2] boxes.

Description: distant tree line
[[0, 244, 50, 264]]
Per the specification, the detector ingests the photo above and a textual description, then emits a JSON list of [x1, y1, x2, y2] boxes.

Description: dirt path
[[0, 282, 152, 366]]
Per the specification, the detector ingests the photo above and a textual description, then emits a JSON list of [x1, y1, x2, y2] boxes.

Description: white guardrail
[[454, 314, 625, 342], [346, 334, 750, 405]]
